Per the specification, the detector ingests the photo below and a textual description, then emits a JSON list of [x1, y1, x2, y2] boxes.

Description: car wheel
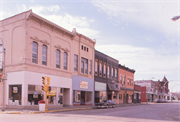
[[112, 105, 115, 108]]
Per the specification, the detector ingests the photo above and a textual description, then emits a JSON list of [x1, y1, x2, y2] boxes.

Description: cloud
[[15, 4, 99, 39], [92, 0, 179, 43], [95, 44, 178, 80]]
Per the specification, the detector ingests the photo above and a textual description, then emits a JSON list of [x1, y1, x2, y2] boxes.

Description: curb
[[0, 107, 93, 114]]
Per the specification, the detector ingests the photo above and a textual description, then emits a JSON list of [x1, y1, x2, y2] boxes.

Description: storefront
[[7, 71, 72, 106], [107, 83, 120, 104], [72, 75, 94, 106], [95, 81, 107, 103]]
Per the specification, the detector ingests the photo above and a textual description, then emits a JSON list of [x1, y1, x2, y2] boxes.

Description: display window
[[9, 85, 22, 105]]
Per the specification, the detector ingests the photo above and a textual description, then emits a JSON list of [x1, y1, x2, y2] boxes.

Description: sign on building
[[80, 81, 88, 89]]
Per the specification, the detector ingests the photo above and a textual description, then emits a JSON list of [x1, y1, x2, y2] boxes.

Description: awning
[[107, 83, 121, 91]]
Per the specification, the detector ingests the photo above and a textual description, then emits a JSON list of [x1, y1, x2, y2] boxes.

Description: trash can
[[39, 100, 45, 111]]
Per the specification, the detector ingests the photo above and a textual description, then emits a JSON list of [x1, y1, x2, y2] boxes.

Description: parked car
[[162, 99, 168, 103], [95, 100, 115, 108], [154, 99, 159, 103], [157, 99, 163, 103]]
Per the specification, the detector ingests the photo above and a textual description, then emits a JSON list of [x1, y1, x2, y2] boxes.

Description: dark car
[[157, 99, 163, 103], [95, 100, 115, 108]]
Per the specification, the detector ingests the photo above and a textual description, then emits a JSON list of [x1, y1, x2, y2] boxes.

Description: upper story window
[[42, 45, 47, 65], [115, 68, 117, 77], [74, 54, 78, 71], [64, 52, 67, 70], [124, 76, 126, 85], [107, 66, 110, 78], [103, 63, 106, 77], [99, 61, 102, 76], [111, 67, 114, 77], [95, 59, 98, 75], [56, 50, 60, 68], [81, 45, 83, 50], [120, 75, 122, 84], [32, 42, 38, 63], [132, 80, 134, 86], [81, 57, 88, 74], [127, 78, 129, 85], [89, 60, 92, 75]]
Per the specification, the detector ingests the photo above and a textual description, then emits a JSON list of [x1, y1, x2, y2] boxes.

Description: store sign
[[114, 83, 120, 91], [13, 87, 18, 93], [80, 81, 88, 89], [33, 91, 38, 98]]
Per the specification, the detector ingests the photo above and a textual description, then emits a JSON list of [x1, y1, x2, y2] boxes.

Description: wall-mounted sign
[[13, 87, 18, 93], [33, 91, 38, 98], [80, 81, 88, 89]]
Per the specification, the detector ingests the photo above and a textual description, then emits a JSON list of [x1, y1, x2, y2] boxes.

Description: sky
[[0, 0, 180, 92]]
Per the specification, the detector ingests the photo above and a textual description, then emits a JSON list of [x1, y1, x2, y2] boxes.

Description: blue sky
[[0, 0, 180, 92]]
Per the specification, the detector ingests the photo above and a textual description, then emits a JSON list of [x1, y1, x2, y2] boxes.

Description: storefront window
[[28, 85, 44, 105], [113, 93, 117, 99], [58, 88, 63, 105], [9, 85, 22, 105], [73, 90, 81, 103], [86, 92, 92, 103], [119, 94, 122, 99], [100, 91, 106, 102], [47, 87, 57, 105]]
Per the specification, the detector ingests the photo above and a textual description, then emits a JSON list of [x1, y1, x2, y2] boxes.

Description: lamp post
[[0, 37, 6, 111], [170, 84, 179, 101]]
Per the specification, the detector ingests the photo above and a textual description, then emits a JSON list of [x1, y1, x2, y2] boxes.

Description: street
[[0, 102, 179, 122]]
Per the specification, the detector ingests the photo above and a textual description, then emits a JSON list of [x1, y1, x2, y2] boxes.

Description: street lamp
[[171, 15, 180, 21], [170, 84, 180, 101], [0, 37, 6, 111]]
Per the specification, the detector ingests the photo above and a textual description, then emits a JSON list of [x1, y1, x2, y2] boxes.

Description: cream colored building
[[0, 10, 95, 107]]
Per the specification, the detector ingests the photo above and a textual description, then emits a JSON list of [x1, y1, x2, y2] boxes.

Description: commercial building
[[118, 64, 135, 104], [94, 50, 120, 104], [0, 10, 95, 107], [133, 85, 141, 103]]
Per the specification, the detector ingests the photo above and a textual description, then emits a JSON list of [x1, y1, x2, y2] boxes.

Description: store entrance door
[[81, 91, 85, 105]]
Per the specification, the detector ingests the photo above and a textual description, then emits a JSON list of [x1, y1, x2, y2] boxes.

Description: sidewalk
[[0, 103, 148, 114]]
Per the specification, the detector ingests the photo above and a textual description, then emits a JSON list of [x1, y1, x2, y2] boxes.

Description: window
[[99, 62, 102, 76], [113, 93, 117, 99], [124, 76, 126, 85], [84, 47, 86, 51], [119, 94, 122, 99], [32, 42, 38, 63], [81, 57, 88, 74], [81, 45, 83, 50], [111, 67, 114, 77], [107, 66, 110, 78], [132, 80, 134, 86], [127, 79, 129, 85], [87, 48, 88, 52], [95, 60, 98, 75], [64, 52, 67, 70], [115, 69, 117, 77], [89, 60, 92, 74], [103, 63, 106, 77], [56, 50, 60, 68], [74, 55, 78, 71], [120, 75, 122, 84], [42, 45, 47, 65]]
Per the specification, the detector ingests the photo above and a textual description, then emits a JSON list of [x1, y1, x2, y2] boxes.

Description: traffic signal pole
[[42, 76, 50, 111]]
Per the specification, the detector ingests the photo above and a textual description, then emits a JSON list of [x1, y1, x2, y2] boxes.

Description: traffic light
[[47, 77, 50, 85], [48, 86, 51, 92], [42, 77, 45, 84], [42, 86, 44, 91]]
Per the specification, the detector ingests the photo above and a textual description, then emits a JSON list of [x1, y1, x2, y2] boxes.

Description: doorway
[[81, 91, 85, 104]]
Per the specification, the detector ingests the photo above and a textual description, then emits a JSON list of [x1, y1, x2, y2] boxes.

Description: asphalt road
[[0, 102, 179, 122]]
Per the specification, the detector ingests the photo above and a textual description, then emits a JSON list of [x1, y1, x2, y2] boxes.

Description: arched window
[[103, 63, 106, 77], [115, 68, 117, 77], [64, 52, 67, 70], [107, 66, 110, 78], [56, 50, 60, 68], [111, 67, 114, 77], [32, 42, 38, 63], [95, 59, 98, 75], [99, 61, 102, 76], [42, 45, 47, 65]]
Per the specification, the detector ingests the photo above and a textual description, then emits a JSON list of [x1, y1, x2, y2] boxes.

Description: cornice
[[30, 36, 50, 45], [54, 45, 70, 52]]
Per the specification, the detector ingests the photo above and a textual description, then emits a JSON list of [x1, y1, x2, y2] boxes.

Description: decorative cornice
[[30, 36, 50, 45], [54, 45, 69, 52]]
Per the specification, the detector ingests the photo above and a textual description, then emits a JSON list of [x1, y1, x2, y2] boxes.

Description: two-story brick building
[[118, 64, 135, 104], [0, 10, 95, 107]]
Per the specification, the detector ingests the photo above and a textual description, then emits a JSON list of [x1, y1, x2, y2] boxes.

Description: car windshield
[[100, 100, 107, 103]]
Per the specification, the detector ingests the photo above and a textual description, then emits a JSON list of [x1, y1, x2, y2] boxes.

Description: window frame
[[89, 60, 92, 75], [56, 50, 60, 68], [111, 67, 114, 77], [64, 52, 68, 70], [42, 45, 47, 65], [74, 54, 78, 71], [103, 63, 106, 78], [99, 61, 102, 76], [32, 42, 38, 64]]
